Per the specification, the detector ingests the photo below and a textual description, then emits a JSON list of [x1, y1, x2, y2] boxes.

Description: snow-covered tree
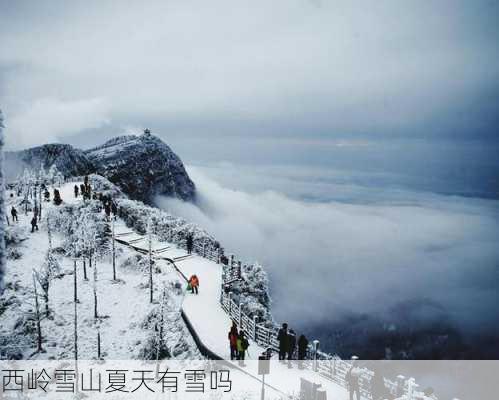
[[93, 258, 99, 319], [147, 218, 154, 303], [73, 259, 78, 360], [68, 204, 110, 262], [35, 250, 61, 316], [47, 164, 59, 185], [46, 212, 53, 251], [140, 284, 172, 359], [31, 271, 43, 352], [111, 218, 117, 281]]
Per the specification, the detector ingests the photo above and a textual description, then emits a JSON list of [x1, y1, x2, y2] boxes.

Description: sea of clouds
[[157, 164, 499, 354]]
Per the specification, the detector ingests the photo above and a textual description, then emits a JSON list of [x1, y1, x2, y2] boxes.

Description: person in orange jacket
[[189, 274, 199, 294]]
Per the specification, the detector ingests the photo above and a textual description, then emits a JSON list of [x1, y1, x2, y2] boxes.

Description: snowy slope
[[5, 144, 95, 180], [0, 182, 200, 360]]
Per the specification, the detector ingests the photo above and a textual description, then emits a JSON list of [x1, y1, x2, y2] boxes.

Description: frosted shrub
[[5, 225, 28, 245], [6, 247, 22, 260]]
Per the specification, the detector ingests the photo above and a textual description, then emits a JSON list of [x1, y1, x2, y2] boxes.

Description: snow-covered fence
[[114, 199, 224, 263], [221, 257, 241, 284], [221, 289, 278, 350], [220, 280, 433, 400]]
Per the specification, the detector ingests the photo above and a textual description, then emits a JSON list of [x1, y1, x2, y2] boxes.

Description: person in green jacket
[[236, 330, 249, 366]]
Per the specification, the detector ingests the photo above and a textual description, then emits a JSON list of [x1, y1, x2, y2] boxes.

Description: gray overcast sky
[[1, 0, 499, 150]]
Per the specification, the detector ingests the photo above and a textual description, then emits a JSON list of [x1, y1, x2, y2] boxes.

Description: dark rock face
[[5, 144, 95, 179], [85, 132, 195, 202], [5, 133, 196, 203]]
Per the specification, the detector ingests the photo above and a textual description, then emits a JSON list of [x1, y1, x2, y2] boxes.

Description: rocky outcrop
[[85, 131, 195, 202]]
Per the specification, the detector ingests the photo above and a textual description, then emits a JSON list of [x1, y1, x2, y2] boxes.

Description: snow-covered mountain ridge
[[5, 131, 196, 203], [85, 132, 195, 202]]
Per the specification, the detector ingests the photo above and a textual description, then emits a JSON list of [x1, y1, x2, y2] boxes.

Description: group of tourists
[[75, 176, 93, 200], [75, 177, 119, 221], [9, 183, 64, 232], [228, 321, 250, 365], [10, 204, 38, 233], [103, 199, 118, 221], [277, 323, 310, 368], [226, 320, 310, 368]]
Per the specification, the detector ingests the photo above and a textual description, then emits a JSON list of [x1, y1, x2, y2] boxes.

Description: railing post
[[396, 375, 405, 399], [407, 378, 416, 400], [253, 315, 258, 341], [313, 340, 320, 372], [238, 302, 242, 327]]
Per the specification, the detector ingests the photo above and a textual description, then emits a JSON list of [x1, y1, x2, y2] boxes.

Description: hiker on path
[[104, 201, 111, 220], [277, 323, 289, 361], [53, 189, 62, 205], [298, 334, 309, 368], [237, 330, 249, 366], [186, 234, 193, 255], [228, 321, 239, 360], [188, 274, 199, 295], [74, 185, 79, 198], [80, 183, 85, 198], [31, 215, 39, 233], [346, 356, 363, 400], [287, 329, 296, 366], [111, 201, 118, 220], [11, 207, 18, 222]]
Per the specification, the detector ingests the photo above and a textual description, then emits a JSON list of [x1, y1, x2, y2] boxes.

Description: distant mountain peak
[[85, 133, 195, 202], [6, 133, 196, 203]]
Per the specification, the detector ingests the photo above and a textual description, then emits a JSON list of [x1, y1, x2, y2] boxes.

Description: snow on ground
[[1, 182, 200, 360], [173, 254, 349, 399], [2, 181, 349, 398], [112, 210, 350, 398]]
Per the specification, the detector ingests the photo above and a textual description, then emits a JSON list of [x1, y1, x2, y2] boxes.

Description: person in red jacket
[[228, 321, 239, 360]]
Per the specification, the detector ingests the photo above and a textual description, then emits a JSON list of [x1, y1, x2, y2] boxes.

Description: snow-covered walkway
[[51, 182, 351, 398], [110, 225, 350, 398]]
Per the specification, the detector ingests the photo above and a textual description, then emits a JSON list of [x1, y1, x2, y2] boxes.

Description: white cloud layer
[[157, 166, 499, 336]]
